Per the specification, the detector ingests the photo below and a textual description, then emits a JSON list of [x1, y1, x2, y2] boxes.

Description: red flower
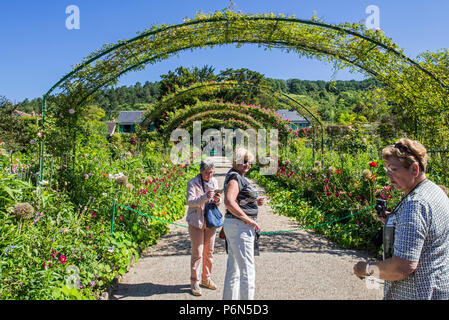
[[335, 170, 342, 174], [369, 162, 378, 167]]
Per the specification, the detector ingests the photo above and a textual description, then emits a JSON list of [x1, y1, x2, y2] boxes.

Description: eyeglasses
[[383, 166, 400, 174]]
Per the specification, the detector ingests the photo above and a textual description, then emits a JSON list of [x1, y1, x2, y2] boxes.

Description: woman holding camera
[[186, 158, 222, 296], [222, 148, 265, 300], [353, 138, 449, 299]]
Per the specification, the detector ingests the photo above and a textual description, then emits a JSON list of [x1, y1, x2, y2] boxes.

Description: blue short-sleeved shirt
[[384, 180, 449, 300]]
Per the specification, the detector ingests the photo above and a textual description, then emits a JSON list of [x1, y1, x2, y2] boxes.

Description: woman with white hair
[[222, 148, 265, 300], [186, 158, 222, 296]]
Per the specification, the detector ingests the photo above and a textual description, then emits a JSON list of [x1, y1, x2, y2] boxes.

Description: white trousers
[[222, 217, 256, 300]]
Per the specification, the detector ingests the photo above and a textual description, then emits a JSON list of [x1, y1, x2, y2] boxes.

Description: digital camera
[[375, 199, 387, 218]]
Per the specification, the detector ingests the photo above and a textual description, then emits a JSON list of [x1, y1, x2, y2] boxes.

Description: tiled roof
[[276, 109, 309, 122], [117, 111, 144, 124]]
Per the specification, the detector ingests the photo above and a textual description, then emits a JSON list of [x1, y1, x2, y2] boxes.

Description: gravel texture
[[111, 157, 384, 300]]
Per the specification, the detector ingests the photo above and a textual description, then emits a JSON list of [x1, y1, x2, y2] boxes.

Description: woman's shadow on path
[[111, 282, 191, 299]]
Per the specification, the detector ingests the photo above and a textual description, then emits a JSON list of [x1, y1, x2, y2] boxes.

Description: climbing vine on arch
[[39, 9, 449, 181], [158, 101, 298, 142]]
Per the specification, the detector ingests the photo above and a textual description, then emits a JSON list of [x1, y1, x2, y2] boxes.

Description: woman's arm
[[225, 179, 260, 230], [354, 256, 418, 281], [186, 180, 212, 207]]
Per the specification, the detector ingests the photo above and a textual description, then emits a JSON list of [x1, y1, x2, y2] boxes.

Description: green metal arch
[[145, 81, 322, 126], [179, 109, 264, 131], [39, 11, 449, 180]]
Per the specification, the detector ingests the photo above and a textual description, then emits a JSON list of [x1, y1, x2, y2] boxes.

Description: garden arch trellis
[[141, 81, 324, 153], [39, 10, 449, 181]]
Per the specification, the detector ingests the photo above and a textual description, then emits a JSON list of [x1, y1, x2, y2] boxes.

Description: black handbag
[[199, 175, 224, 228]]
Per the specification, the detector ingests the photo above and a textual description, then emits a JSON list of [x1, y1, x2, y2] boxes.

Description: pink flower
[[69, 109, 75, 114], [60, 255, 66, 265]]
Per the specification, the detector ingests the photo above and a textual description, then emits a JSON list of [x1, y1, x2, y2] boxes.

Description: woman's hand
[[375, 211, 390, 224], [353, 261, 369, 280], [213, 192, 221, 204], [249, 220, 261, 232], [206, 190, 215, 199]]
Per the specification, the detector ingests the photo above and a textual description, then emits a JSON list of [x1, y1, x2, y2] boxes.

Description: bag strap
[[199, 174, 205, 193]]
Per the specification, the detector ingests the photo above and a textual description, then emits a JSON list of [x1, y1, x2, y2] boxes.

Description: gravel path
[[111, 157, 384, 300]]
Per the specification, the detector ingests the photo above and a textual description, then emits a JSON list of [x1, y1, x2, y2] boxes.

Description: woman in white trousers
[[222, 148, 264, 300]]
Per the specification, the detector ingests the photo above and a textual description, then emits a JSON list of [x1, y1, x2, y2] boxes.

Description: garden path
[[110, 157, 384, 300]]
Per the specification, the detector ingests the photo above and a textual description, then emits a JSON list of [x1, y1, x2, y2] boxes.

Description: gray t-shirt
[[224, 168, 259, 217], [384, 179, 449, 300]]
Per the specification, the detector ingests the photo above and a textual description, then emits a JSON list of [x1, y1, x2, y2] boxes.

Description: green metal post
[[39, 95, 47, 182], [110, 200, 117, 238]]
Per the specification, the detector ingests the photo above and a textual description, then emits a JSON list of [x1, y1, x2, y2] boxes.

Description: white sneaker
[[191, 283, 202, 296]]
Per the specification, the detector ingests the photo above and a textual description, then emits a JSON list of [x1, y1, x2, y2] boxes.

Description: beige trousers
[[188, 224, 217, 284]]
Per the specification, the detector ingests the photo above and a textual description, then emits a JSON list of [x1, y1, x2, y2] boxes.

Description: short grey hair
[[200, 158, 215, 172]]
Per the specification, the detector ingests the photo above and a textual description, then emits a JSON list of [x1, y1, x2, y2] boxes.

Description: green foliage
[[248, 137, 399, 256], [0, 135, 198, 300], [0, 97, 40, 154]]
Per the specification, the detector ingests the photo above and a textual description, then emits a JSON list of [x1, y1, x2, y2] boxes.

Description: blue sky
[[1, 0, 448, 102]]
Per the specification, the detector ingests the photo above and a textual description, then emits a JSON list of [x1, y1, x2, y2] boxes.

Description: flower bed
[[0, 137, 197, 300], [248, 137, 400, 256]]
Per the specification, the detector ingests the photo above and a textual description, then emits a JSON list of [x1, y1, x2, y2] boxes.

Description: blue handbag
[[200, 175, 224, 228]]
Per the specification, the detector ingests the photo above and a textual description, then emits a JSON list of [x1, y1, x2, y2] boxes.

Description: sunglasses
[[392, 142, 424, 171], [237, 159, 250, 165]]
